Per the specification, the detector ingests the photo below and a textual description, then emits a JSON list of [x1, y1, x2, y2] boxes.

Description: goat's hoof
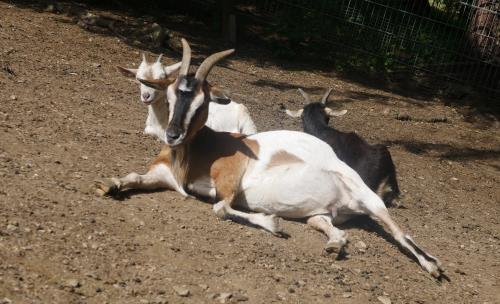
[[427, 262, 446, 280], [213, 201, 226, 219], [324, 240, 346, 259], [94, 178, 120, 196]]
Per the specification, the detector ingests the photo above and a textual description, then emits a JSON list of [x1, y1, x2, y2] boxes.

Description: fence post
[[219, 0, 236, 43]]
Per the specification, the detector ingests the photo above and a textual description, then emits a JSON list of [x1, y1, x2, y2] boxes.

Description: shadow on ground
[[6, 0, 499, 126]]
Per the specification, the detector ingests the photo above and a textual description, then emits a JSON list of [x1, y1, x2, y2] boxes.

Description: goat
[[97, 39, 443, 278], [285, 89, 400, 206], [117, 53, 256, 143]]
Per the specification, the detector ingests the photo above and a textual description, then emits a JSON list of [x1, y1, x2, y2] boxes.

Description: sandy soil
[[0, 2, 499, 303]]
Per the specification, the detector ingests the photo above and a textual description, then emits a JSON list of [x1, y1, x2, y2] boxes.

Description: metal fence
[[195, 0, 499, 95]]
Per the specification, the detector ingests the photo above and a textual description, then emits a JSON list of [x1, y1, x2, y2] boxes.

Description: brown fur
[[189, 129, 259, 200], [148, 129, 259, 201], [266, 150, 303, 169]]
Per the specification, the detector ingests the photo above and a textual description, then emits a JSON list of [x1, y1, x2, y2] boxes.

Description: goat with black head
[[286, 89, 400, 206]]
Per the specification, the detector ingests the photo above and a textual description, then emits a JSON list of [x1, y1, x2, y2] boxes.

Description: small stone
[[173, 285, 190, 297], [287, 286, 295, 293], [217, 292, 232, 303], [0, 298, 12, 304], [450, 177, 458, 181], [354, 240, 367, 252], [6, 224, 18, 231], [198, 284, 209, 290], [276, 292, 287, 301], [342, 292, 352, 298], [273, 274, 284, 282], [10, 95, 17, 100], [295, 280, 306, 287], [233, 294, 249, 302], [65, 279, 81, 288], [377, 296, 392, 304]]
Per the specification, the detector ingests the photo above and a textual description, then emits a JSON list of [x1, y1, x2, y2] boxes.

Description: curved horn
[[156, 53, 163, 63], [297, 88, 310, 102], [195, 49, 235, 81], [321, 88, 333, 104], [179, 38, 191, 76]]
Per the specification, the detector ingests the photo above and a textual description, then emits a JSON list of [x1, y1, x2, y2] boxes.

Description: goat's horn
[[195, 49, 235, 81], [156, 53, 163, 63], [321, 88, 333, 104], [179, 38, 191, 76], [141, 53, 147, 63], [297, 88, 310, 102]]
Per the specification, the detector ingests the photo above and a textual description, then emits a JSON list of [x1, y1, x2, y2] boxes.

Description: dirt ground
[[1, 2, 499, 303]]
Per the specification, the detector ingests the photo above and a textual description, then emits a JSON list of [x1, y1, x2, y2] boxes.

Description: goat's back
[[207, 101, 257, 135]]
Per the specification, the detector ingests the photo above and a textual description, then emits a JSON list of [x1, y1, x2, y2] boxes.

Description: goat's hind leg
[[361, 198, 444, 278], [213, 197, 282, 236], [307, 215, 347, 258]]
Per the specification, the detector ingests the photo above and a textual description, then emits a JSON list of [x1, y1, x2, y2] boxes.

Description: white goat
[[97, 39, 444, 278], [117, 53, 256, 143]]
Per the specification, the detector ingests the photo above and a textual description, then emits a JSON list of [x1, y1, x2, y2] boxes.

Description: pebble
[[354, 240, 367, 252], [65, 279, 81, 288], [217, 292, 232, 303], [173, 285, 190, 297], [0, 298, 12, 304], [276, 292, 287, 301], [233, 294, 249, 302], [6, 224, 18, 231], [198, 284, 209, 290], [377, 296, 392, 304], [10, 95, 17, 100], [295, 280, 306, 287], [342, 292, 352, 298]]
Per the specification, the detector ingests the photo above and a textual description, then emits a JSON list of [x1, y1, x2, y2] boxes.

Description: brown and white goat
[[97, 39, 444, 278]]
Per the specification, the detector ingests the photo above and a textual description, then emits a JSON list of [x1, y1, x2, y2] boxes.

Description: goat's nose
[[166, 129, 181, 141], [142, 92, 151, 101]]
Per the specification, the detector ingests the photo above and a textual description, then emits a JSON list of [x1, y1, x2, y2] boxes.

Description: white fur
[[207, 102, 257, 135], [186, 130, 442, 277]]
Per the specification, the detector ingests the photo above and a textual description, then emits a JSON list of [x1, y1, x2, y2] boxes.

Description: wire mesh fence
[[192, 0, 499, 95]]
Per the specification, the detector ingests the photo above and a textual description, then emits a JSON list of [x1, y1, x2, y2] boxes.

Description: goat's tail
[[377, 145, 401, 206]]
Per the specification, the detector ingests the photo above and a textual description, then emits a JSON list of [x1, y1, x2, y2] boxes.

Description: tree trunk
[[468, 0, 499, 62]]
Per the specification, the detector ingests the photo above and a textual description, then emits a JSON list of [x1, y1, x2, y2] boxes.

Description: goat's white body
[[223, 131, 371, 218], [206, 102, 257, 135]]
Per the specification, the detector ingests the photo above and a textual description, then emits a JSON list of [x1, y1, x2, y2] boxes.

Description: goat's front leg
[[94, 163, 190, 197], [307, 215, 347, 257], [213, 196, 282, 236]]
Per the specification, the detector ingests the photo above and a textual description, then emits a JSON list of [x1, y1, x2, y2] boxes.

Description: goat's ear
[[209, 86, 231, 105], [164, 62, 182, 76], [285, 108, 303, 118], [116, 66, 137, 78], [325, 108, 347, 117], [137, 77, 174, 90]]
